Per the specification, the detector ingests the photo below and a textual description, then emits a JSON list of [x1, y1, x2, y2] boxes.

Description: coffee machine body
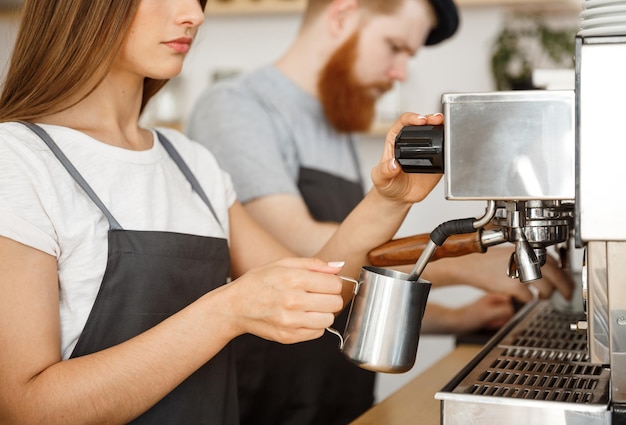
[[429, 35, 626, 424]]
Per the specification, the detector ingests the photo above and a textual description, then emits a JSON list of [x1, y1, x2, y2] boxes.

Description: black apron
[[23, 122, 238, 425], [235, 141, 375, 425]]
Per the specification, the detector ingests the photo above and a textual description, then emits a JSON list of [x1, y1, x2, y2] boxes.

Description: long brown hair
[[0, 0, 207, 122]]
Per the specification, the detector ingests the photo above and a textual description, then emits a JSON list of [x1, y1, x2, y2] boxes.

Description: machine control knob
[[394, 125, 444, 174]]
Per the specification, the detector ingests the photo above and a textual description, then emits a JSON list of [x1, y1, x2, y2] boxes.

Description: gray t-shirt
[[187, 66, 363, 204]]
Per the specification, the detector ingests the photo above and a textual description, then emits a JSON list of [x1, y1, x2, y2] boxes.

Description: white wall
[[0, 4, 580, 404], [0, 14, 18, 79]]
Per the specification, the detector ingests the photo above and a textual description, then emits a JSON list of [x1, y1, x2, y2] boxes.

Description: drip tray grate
[[466, 348, 605, 403], [448, 302, 610, 405]]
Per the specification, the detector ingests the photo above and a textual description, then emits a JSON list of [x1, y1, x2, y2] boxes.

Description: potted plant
[[490, 13, 577, 91]]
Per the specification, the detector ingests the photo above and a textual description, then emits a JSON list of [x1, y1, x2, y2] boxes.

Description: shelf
[[0, 0, 583, 19], [205, 0, 582, 16], [463, 0, 582, 12], [3, 0, 581, 17], [206, 0, 305, 16], [0, 8, 21, 18], [460, 0, 579, 6]]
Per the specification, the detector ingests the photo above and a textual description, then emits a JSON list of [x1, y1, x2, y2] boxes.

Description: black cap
[[425, 0, 460, 46]]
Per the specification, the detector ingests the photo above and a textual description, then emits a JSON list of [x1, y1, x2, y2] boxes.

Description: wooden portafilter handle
[[368, 231, 486, 267]]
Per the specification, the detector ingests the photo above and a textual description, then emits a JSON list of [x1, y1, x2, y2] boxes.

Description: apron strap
[[20, 121, 124, 231], [347, 134, 365, 189], [155, 130, 224, 232]]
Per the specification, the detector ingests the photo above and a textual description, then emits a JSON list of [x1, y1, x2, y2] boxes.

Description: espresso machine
[[368, 30, 626, 424]]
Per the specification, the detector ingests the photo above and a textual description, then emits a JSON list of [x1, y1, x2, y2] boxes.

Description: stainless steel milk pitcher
[[327, 266, 431, 373]]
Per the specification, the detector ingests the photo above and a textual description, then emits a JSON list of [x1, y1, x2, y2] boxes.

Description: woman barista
[[0, 0, 443, 423]]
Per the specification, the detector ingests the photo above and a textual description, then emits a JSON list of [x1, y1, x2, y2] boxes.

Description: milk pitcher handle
[[326, 275, 359, 349]]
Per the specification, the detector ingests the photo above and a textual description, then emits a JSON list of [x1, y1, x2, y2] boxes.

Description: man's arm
[[244, 194, 339, 257]]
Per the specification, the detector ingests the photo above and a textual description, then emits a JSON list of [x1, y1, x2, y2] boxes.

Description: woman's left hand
[[371, 112, 444, 204]]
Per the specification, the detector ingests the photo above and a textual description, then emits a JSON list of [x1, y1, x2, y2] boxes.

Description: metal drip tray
[[436, 301, 611, 425]]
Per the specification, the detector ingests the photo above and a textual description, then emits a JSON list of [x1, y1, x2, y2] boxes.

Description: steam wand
[[409, 201, 497, 279]]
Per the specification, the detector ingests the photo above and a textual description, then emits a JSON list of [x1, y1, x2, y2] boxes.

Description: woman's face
[[113, 0, 205, 81]]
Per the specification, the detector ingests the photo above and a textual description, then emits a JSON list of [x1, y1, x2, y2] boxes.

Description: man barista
[[188, 0, 574, 424]]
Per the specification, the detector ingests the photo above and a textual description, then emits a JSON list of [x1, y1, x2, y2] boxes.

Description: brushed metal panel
[[578, 40, 626, 240], [442, 91, 575, 201]]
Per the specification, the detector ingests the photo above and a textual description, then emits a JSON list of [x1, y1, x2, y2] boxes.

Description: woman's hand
[[370, 112, 444, 204], [223, 257, 345, 344]]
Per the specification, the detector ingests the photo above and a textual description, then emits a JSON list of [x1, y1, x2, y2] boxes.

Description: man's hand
[[422, 247, 575, 303], [421, 294, 515, 335]]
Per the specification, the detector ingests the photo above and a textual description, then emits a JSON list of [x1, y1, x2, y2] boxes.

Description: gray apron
[[23, 122, 238, 425], [235, 140, 376, 425]]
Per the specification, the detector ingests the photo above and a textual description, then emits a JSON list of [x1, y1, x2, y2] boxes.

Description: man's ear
[[326, 0, 360, 37]]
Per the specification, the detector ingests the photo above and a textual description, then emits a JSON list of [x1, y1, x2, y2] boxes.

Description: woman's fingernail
[[416, 114, 427, 120], [328, 261, 345, 268], [432, 113, 443, 118], [390, 158, 398, 170]]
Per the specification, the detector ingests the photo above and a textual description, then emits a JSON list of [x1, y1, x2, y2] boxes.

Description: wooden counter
[[351, 344, 482, 425]]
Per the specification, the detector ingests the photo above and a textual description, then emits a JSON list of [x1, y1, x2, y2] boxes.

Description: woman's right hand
[[222, 257, 345, 344], [370, 112, 444, 205]]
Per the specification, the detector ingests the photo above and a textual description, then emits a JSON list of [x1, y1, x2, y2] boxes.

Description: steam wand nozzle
[[408, 201, 498, 280], [409, 217, 477, 280]]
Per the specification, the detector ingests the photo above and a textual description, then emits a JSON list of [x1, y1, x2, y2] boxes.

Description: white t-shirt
[[0, 122, 236, 359]]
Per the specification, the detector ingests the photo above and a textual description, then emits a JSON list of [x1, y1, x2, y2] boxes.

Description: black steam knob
[[394, 125, 444, 174]]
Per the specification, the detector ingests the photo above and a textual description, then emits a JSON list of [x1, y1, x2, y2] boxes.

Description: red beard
[[318, 32, 393, 133]]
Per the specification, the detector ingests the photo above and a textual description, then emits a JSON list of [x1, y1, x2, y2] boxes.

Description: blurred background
[[0, 0, 582, 403]]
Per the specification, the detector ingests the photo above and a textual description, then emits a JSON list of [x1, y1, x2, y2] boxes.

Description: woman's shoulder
[[0, 121, 36, 140], [154, 126, 221, 166], [0, 121, 90, 148], [154, 126, 202, 151], [0, 121, 51, 156], [153, 126, 236, 205]]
